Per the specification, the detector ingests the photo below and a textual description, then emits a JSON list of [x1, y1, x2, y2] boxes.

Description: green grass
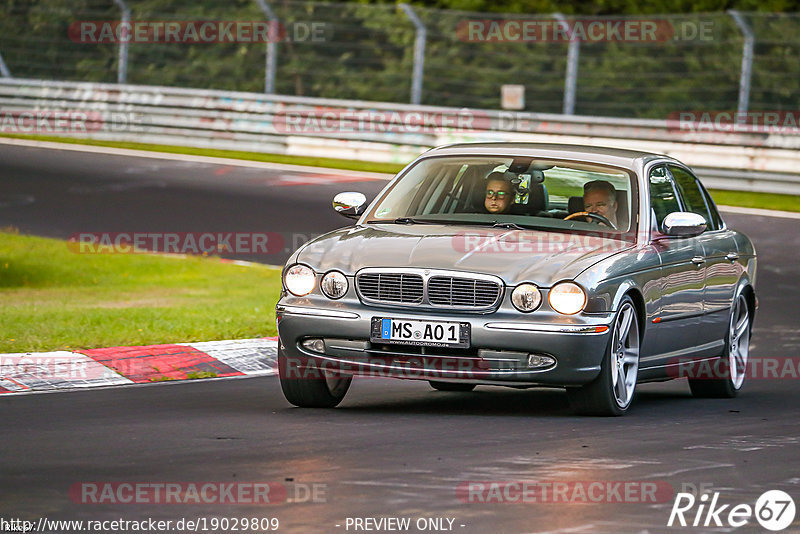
[[0, 230, 282, 353], [707, 189, 800, 213]]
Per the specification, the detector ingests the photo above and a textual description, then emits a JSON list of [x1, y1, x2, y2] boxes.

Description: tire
[[278, 346, 352, 408], [429, 381, 476, 392], [567, 296, 640, 416], [689, 293, 751, 398]]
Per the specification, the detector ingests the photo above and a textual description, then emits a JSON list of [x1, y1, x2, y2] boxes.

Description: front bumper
[[276, 298, 614, 387]]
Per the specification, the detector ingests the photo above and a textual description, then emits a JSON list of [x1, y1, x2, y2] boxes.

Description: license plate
[[370, 318, 470, 348]]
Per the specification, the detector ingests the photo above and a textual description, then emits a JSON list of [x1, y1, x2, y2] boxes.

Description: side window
[[669, 166, 716, 230], [648, 165, 680, 231]]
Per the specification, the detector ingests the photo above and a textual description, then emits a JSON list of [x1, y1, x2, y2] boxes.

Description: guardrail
[[1, 78, 799, 194]]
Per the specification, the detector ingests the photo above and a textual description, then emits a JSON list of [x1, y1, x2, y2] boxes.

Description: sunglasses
[[486, 190, 511, 199]]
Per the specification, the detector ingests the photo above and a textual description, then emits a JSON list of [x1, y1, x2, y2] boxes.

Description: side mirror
[[662, 211, 707, 237], [333, 192, 367, 220]]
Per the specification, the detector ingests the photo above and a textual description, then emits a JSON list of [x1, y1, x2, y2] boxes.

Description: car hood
[[296, 224, 633, 287]]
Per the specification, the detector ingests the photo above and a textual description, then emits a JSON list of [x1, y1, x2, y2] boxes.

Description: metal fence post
[[400, 3, 426, 105], [112, 0, 130, 84], [254, 0, 278, 94], [0, 51, 11, 78], [554, 13, 579, 115], [729, 10, 754, 116]]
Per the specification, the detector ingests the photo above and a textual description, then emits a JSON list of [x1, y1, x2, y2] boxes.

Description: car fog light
[[511, 283, 542, 312], [302, 338, 325, 353], [548, 281, 587, 315], [321, 271, 348, 299], [528, 354, 555, 368], [284, 264, 316, 296]]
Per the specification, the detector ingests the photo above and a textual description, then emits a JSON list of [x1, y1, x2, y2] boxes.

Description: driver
[[583, 180, 618, 228], [484, 172, 514, 214]]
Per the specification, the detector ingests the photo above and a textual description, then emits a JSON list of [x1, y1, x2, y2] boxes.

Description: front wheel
[[278, 347, 352, 408], [689, 293, 751, 398], [567, 297, 640, 416]]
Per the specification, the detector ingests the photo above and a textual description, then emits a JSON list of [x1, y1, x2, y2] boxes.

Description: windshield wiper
[[367, 218, 541, 229], [491, 221, 526, 230], [366, 217, 428, 225]]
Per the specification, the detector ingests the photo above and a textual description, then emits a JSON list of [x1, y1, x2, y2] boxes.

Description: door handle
[[725, 252, 739, 262], [691, 256, 706, 265]]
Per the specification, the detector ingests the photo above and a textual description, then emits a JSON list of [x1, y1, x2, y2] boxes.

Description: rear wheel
[[429, 381, 476, 392], [278, 346, 352, 408], [689, 293, 750, 398], [567, 297, 640, 416]]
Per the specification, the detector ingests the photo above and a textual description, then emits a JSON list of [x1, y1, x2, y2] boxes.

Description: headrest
[[509, 182, 546, 215], [568, 196, 584, 214], [615, 190, 629, 229]]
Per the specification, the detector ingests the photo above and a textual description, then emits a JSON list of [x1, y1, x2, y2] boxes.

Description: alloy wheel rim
[[611, 302, 639, 408], [729, 295, 750, 389]]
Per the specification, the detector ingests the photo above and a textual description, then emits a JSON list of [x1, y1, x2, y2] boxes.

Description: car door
[[669, 165, 739, 356], [645, 164, 705, 364]]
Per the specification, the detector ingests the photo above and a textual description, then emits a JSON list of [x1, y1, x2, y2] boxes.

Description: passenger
[[583, 180, 618, 227], [484, 172, 514, 214]]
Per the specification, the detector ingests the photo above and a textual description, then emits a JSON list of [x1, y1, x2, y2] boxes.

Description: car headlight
[[511, 283, 542, 312], [321, 271, 348, 299], [548, 281, 587, 315], [284, 264, 316, 296]]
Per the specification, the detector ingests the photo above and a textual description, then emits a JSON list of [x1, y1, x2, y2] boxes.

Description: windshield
[[364, 155, 637, 235]]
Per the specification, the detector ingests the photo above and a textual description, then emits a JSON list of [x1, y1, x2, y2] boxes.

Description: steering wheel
[[564, 211, 617, 230]]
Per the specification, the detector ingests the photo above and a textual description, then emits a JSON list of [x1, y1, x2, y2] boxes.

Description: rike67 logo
[[668, 490, 796, 531]]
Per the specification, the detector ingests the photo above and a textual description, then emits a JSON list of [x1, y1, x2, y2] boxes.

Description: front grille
[[356, 269, 503, 310], [356, 272, 424, 304], [428, 276, 500, 307]]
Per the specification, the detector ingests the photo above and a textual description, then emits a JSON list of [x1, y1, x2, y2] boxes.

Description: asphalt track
[[2, 142, 800, 533]]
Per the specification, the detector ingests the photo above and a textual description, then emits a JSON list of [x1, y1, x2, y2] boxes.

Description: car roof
[[425, 142, 678, 170]]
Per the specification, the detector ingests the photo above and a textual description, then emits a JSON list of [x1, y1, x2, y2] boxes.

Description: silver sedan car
[[275, 143, 757, 416]]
